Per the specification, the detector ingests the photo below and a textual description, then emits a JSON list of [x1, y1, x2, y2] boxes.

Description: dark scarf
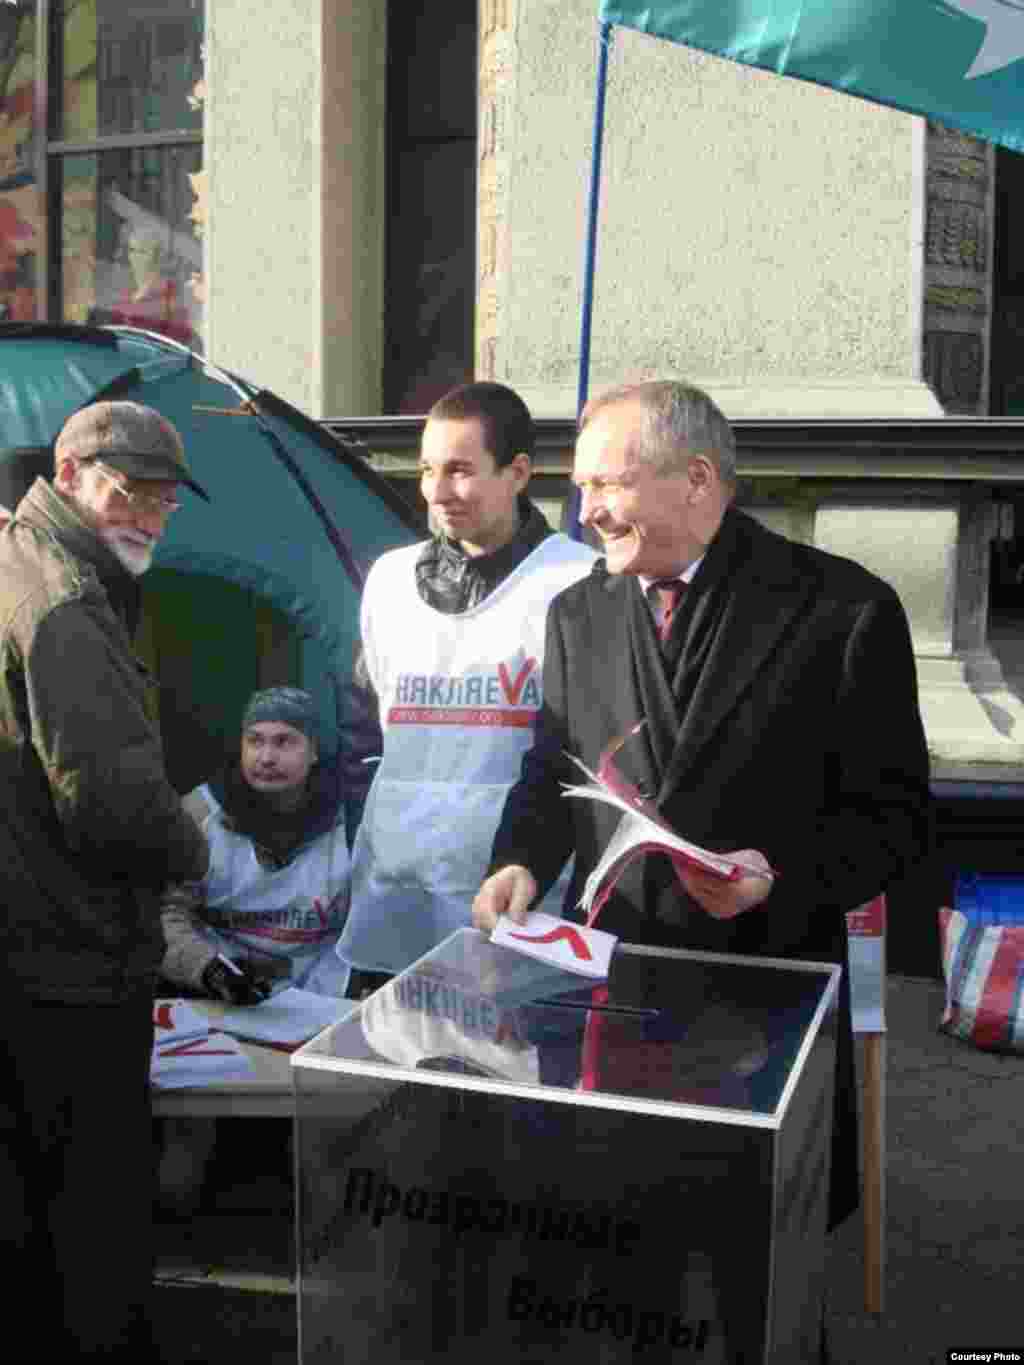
[[208, 760, 344, 867], [414, 494, 553, 614], [668, 507, 750, 682], [617, 506, 752, 797]]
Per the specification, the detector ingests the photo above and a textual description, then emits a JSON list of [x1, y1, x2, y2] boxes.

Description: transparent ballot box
[[292, 929, 840, 1364]]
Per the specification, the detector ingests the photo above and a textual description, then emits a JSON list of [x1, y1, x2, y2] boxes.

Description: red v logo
[[153, 1003, 175, 1031], [497, 657, 537, 705], [509, 924, 593, 962]]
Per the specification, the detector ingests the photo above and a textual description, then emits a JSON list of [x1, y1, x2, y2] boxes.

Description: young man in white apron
[[337, 382, 595, 996]]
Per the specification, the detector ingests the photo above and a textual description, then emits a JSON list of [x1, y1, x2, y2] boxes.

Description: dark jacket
[[0, 478, 209, 1003], [493, 506, 932, 956], [490, 506, 933, 1228]]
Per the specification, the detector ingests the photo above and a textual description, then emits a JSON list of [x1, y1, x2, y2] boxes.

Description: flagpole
[[577, 20, 613, 417], [568, 20, 613, 539]]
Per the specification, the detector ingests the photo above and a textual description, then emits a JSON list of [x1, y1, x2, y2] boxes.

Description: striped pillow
[[938, 907, 1024, 1053]]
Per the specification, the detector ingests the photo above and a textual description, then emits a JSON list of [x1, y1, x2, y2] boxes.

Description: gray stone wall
[[476, 2, 942, 420]]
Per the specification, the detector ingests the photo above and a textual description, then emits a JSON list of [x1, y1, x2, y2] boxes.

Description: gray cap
[[55, 400, 210, 501], [242, 687, 318, 743]]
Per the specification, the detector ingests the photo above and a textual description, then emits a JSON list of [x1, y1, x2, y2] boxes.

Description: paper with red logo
[[562, 724, 775, 922], [152, 998, 211, 1048], [492, 910, 617, 980], [151, 1029, 256, 1090]]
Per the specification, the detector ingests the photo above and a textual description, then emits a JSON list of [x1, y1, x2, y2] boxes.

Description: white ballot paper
[[220, 987, 357, 1048], [562, 725, 774, 922], [151, 1029, 255, 1090], [492, 910, 617, 980]]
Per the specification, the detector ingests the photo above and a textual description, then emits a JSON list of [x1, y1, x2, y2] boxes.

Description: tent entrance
[[137, 569, 302, 795]]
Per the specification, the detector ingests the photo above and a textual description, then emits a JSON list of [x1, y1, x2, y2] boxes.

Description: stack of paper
[[561, 730, 774, 922], [151, 998, 255, 1090]]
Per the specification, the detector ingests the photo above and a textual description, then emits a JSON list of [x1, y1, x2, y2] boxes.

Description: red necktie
[[648, 579, 686, 643]]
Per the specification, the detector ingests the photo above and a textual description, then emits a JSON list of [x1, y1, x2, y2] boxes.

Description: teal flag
[[599, 1, 1024, 151]]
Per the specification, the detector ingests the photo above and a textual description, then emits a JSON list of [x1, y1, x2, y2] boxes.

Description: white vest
[[198, 786, 352, 997], [339, 533, 596, 975]]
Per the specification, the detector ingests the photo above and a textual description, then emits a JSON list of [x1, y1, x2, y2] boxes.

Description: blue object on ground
[[954, 872, 1024, 925]]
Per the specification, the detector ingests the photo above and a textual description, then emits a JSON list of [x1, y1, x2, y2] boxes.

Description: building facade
[[5, 0, 1022, 421], [5, 0, 1024, 786]]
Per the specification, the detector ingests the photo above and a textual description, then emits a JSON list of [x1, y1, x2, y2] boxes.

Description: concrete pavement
[[826, 975, 1023, 1364]]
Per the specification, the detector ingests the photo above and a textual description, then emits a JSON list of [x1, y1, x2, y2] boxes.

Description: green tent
[[0, 322, 422, 792]]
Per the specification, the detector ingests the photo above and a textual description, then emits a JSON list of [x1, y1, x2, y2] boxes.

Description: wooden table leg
[[861, 1031, 886, 1315]]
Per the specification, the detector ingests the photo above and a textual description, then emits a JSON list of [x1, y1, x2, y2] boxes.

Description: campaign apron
[[197, 787, 351, 996], [339, 534, 595, 977]]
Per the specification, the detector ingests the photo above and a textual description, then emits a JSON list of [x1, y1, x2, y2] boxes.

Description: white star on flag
[[944, 0, 1024, 77]]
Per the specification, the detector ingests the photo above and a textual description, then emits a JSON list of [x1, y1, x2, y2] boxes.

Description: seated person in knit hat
[[160, 686, 351, 1002]]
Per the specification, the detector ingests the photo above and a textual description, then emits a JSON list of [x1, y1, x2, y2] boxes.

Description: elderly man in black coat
[[473, 378, 932, 1234]]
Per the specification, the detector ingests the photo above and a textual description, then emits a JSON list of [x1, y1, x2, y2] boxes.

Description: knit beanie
[[241, 687, 318, 743]]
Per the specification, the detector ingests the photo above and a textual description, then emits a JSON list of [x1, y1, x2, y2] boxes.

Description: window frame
[[37, 0, 203, 324]]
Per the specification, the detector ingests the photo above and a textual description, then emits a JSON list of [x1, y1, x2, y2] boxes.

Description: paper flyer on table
[[151, 1030, 255, 1089], [152, 998, 212, 1047], [219, 987, 357, 1047], [492, 911, 617, 980]]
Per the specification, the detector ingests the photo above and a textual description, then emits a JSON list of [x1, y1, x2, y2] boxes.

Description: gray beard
[[99, 530, 155, 577]]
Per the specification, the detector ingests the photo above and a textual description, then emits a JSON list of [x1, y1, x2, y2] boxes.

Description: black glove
[[201, 956, 272, 1006]]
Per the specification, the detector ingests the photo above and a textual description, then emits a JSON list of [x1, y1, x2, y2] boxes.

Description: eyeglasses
[[93, 462, 181, 517]]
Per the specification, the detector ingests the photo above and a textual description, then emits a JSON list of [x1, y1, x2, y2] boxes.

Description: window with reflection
[[58, 144, 201, 344], [55, 0, 202, 143], [0, 1, 40, 322], [51, 0, 204, 347]]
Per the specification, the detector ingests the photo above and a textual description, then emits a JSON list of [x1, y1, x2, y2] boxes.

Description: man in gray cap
[[51, 395, 209, 574], [0, 399, 210, 1361]]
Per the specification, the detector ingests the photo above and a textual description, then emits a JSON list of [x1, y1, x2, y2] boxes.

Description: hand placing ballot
[[472, 863, 538, 935]]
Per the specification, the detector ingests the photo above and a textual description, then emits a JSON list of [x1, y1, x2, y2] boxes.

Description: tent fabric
[[0, 324, 422, 772], [600, 1, 1024, 153]]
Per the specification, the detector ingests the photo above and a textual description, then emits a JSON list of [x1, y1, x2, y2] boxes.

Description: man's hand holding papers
[[673, 858, 775, 920], [563, 729, 775, 923], [472, 724, 775, 936]]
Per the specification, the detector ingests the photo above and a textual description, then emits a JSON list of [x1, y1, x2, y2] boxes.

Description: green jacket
[[0, 478, 208, 1003]]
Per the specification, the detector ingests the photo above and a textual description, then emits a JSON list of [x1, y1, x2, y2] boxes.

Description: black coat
[[491, 506, 933, 1226]]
